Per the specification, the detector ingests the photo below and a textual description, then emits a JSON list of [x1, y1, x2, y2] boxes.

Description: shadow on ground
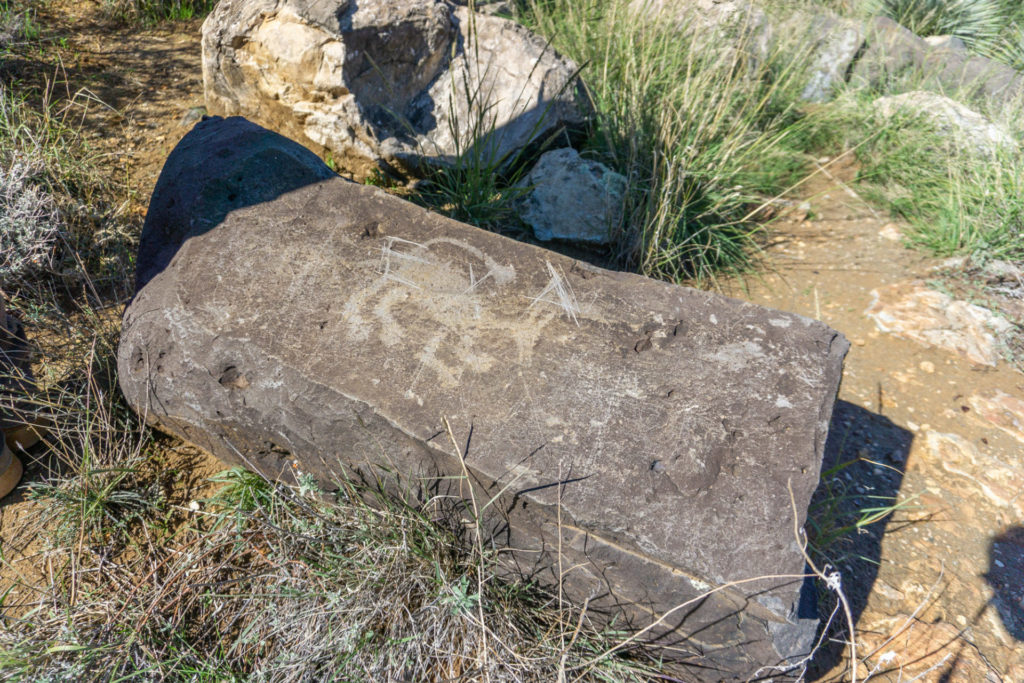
[[984, 525, 1024, 641], [806, 399, 914, 679]]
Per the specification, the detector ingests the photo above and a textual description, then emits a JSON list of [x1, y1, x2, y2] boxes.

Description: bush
[[0, 156, 64, 283], [0, 84, 134, 297]]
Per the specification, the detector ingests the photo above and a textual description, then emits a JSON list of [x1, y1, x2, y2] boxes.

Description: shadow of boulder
[[806, 399, 913, 679]]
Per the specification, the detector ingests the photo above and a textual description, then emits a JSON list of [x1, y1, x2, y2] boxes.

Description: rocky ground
[[1, 1, 1022, 681]]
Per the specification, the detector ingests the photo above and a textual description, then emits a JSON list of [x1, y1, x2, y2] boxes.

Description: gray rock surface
[[201, 0, 587, 181], [134, 115, 336, 291], [799, 14, 864, 102], [120, 117, 850, 679], [873, 91, 1017, 157], [852, 17, 1024, 105], [518, 148, 626, 245]]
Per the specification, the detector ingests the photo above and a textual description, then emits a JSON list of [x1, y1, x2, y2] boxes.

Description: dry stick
[[70, 337, 99, 610], [443, 416, 491, 683], [787, 479, 858, 683], [557, 458, 566, 683]]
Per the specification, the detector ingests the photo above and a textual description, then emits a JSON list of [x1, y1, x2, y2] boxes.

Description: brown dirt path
[[3, 3, 1023, 681], [726, 157, 1024, 681]]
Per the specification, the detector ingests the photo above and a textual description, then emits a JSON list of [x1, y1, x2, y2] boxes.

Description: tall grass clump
[[849, 98, 1024, 262], [864, 0, 1024, 71], [0, 1, 39, 47], [985, 1, 1024, 70], [517, 0, 819, 282], [865, 0, 1003, 45], [2, 427, 662, 680]]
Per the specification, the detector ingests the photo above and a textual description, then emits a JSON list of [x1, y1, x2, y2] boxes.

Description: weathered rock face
[[120, 117, 850, 679], [873, 91, 1017, 157], [518, 148, 626, 245], [798, 14, 864, 102], [201, 0, 587, 180], [968, 390, 1024, 445]]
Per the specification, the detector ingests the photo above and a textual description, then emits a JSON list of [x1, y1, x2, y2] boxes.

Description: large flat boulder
[[119, 117, 849, 680], [201, 0, 587, 180]]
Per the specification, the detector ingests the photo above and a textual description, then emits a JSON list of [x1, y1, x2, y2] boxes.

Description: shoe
[[0, 442, 24, 499], [5, 421, 43, 451]]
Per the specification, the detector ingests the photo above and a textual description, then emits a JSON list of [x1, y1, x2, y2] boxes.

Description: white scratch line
[[379, 236, 431, 276], [528, 261, 580, 326], [461, 263, 494, 296]]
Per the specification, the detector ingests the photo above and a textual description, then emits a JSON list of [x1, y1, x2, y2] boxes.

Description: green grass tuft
[[848, 95, 1024, 262], [514, 0, 822, 282]]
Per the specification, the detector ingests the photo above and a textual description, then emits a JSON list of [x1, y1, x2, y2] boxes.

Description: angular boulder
[[518, 148, 626, 245], [201, 0, 587, 181], [119, 117, 849, 680], [798, 14, 864, 102]]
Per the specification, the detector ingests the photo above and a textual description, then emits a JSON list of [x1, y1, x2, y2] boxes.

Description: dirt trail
[[2, 4, 1023, 681], [728, 158, 1024, 681]]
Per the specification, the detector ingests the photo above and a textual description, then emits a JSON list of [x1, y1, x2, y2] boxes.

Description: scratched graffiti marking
[[341, 237, 560, 396]]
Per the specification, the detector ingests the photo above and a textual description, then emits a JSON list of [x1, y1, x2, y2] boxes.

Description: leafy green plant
[[807, 455, 918, 564]]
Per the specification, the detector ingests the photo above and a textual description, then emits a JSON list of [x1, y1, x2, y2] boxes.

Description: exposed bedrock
[[119, 116, 849, 680]]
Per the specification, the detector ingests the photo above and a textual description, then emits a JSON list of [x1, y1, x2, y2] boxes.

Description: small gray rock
[[519, 148, 626, 245], [923, 34, 967, 52], [179, 106, 208, 128]]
